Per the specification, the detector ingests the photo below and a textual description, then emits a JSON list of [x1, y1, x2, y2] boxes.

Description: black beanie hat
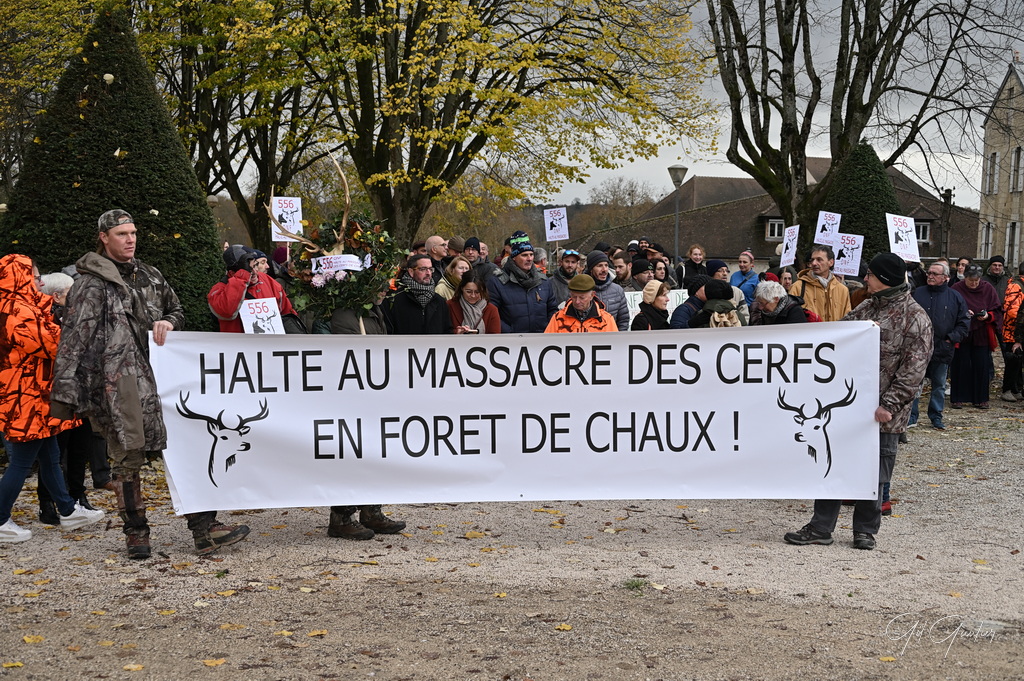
[[631, 256, 652, 272], [867, 252, 906, 288], [587, 250, 610, 271], [687, 274, 711, 297], [704, 279, 733, 301]]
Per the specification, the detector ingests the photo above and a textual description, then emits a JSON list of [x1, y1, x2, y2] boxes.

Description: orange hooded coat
[[0, 254, 79, 442]]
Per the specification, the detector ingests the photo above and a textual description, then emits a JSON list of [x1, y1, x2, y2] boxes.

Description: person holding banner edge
[[51, 210, 249, 559], [785, 252, 931, 551]]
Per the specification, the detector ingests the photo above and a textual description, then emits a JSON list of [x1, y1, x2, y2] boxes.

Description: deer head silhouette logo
[[777, 379, 857, 477], [176, 392, 270, 487]]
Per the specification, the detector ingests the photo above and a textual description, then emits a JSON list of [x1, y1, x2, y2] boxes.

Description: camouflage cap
[[98, 209, 134, 232]]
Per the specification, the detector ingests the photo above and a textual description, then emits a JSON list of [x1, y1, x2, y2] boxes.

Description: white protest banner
[[832, 233, 864, 277], [886, 213, 920, 262], [311, 253, 367, 273], [270, 196, 303, 242], [152, 324, 881, 514], [815, 211, 841, 246], [544, 207, 569, 241], [780, 226, 799, 267], [238, 298, 283, 335], [623, 289, 688, 323]]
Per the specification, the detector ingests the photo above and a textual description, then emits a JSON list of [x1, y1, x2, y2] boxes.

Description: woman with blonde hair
[[434, 255, 472, 300]]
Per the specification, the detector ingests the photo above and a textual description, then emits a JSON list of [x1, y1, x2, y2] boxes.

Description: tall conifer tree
[[0, 5, 220, 329], [818, 143, 902, 262]]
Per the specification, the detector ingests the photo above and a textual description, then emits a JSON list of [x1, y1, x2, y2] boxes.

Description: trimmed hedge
[[0, 6, 221, 330]]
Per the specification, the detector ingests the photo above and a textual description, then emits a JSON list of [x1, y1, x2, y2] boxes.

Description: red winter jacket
[[208, 270, 297, 333]]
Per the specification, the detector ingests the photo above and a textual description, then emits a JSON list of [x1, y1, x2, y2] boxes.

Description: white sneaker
[[1001, 391, 1017, 402], [0, 519, 32, 543], [907, 422, 919, 429], [59, 503, 104, 530]]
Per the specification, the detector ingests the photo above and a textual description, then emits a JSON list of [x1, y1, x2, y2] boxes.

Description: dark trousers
[[809, 432, 898, 536], [1001, 342, 1023, 394], [950, 344, 993, 405]]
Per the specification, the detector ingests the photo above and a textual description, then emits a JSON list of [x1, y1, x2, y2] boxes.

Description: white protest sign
[[152, 324, 880, 514], [886, 213, 920, 262], [544, 207, 569, 241], [832, 233, 864, 277], [780, 225, 800, 267], [270, 196, 303, 242], [623, 289, 688, 323], [238, 297, 283, 335], [815, 211, 841, 246], [312, 253, 366, 273]]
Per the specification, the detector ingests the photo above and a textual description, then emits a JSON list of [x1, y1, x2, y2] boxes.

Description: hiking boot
[[59, 502, 104, 530], [359, 506, 406, 534], [974, 402, 990, 410], [126, 529, 151, 560], [77, 493, 97, 511], [327, 509, 375, 540], [881, 501, 892, 516], [853, 532, 876, 550], [38, 500, 60, 526], [195, 523, 250, 556], [0, 519, 32, 543], [784, 524, 834, 546], [1001, 391, 1017, 402]]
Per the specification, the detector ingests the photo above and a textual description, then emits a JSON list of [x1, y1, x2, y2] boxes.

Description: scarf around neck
[[459, 296, 488, 332], [400, 273, 436, 308], [504, 259, 544, 291]]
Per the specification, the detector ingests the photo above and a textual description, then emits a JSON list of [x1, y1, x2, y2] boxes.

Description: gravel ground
[[1, 390, 1021, 680]]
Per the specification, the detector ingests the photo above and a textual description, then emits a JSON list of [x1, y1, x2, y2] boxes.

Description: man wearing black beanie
[[785, 252, 932, 551], [585, 250, 629, 330]]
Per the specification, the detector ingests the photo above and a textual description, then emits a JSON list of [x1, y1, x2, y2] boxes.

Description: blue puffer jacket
[[912, 283, 970, 364], [489, 266, 558, 333], [592, 274, 629, 331]]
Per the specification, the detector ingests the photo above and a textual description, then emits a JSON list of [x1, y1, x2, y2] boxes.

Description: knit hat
[[704, 279, 733, 301], [223, 244, 255, 272], [642, 279, 662, 304], [98, 209, 133, 232], [587, 250, 610, 271], [867, 252, 906, 287], [765, 272, 779, 282], [705, 259, 728, 276], [631, 256, 653, 272], [626, 241, 640, 253], [508, 231, 533, 257], [568, 274, 596, 292], [464, 237, 481, 252], [686, 274, 711, 297], [447, 235, 466, 252], [594, 241, 612, 253], [990, 255, 1006, 265]]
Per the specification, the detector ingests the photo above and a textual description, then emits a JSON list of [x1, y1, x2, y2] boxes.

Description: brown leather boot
[[186, 511, 250, 555], [327, 507, 374, 540], [109, 474, 150, 559], [359, 505, 406, 534]]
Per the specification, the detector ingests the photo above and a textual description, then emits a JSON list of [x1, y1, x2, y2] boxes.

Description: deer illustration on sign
[[776, 379, 857, 477], [176, 392, 270, 487]]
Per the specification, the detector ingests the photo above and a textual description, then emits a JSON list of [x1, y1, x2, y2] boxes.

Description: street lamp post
[[668, 165, 688, 264]]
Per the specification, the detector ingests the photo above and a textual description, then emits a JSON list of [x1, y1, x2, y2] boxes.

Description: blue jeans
[[910, 360, 949, 426], [0, 435, 76, 525]]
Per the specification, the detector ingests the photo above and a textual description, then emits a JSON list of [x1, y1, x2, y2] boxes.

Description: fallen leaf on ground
[[158, 609, 176, 616], [202, 659, 226, 667], [123, 664, 144, 671], [879, 656, 897, 662], [219, 623, 245, 630], [22, 636, 44, 644], [554, 623, 572, 631], [273, 631, 293, 637], [2, 662, 24, 668], [307, 630, 328, 637]]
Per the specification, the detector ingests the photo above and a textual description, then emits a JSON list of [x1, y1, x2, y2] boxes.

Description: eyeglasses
[[412, 266, 433, 272], [926, 271, 947, 278]]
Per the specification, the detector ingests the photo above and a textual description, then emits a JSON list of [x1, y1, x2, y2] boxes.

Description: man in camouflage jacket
[[785, 252, 932, 551], [52, 210, 246, 559]]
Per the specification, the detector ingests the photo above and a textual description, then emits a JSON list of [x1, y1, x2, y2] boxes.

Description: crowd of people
[[1, 215, 1020, 556]]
